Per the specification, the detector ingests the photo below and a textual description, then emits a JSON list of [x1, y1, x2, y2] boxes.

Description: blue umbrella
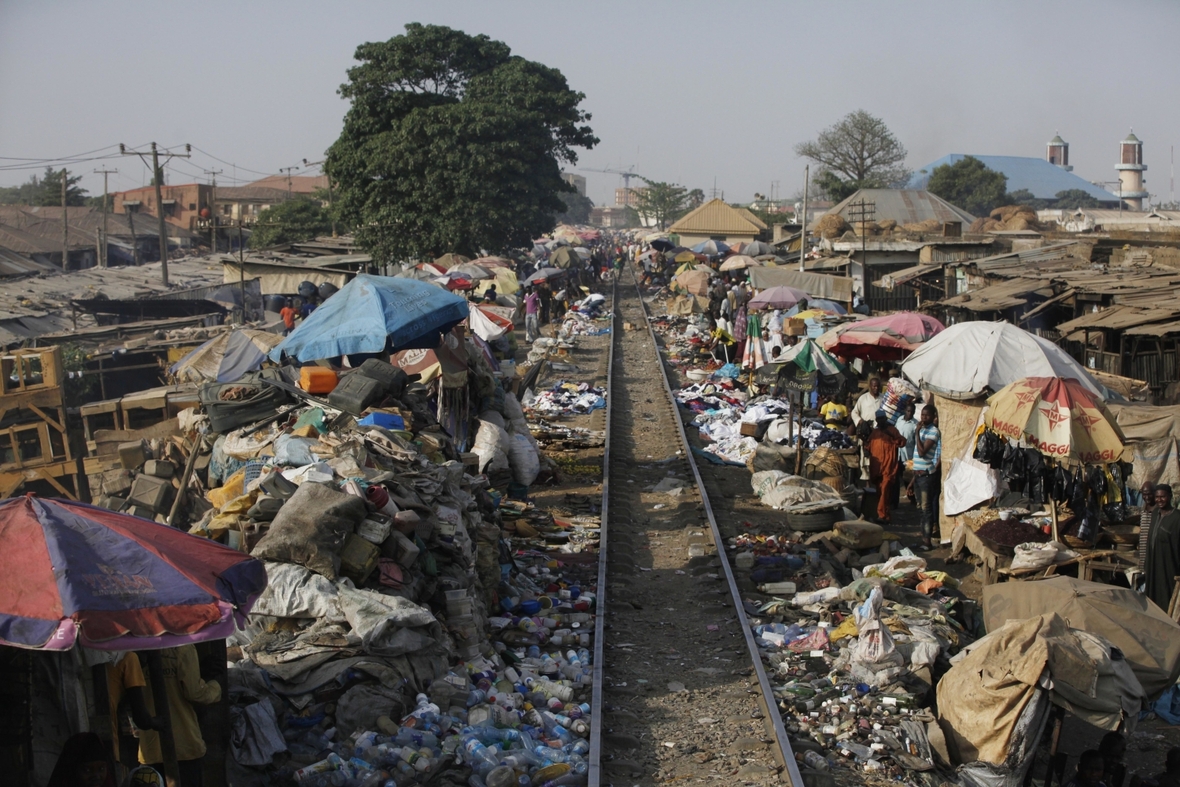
[[270, 274, 469, 362], [691, 239, 730, 256], [786, 298, 847, 316]]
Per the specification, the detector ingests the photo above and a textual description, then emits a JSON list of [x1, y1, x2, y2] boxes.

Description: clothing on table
[[851, 391, 882, 426], [895, 415, 918, 461], [1145, 507, 1180, 611], [820, 401, 849, 427], [138, 645, 221, 765], [912, 425, 940, 474]]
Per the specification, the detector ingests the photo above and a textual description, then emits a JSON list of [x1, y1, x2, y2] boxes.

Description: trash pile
[[522, 382, 606, 418], [730, 519, 973, 783], [127, 353, 602, 787]]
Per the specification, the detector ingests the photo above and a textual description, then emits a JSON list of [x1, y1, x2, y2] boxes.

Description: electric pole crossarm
[[120, 143, 191, 287]]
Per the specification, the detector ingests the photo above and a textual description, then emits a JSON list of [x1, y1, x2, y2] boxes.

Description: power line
[[188, 145, 280, 177]]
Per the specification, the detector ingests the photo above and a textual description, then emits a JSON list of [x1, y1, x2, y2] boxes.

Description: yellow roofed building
[[668, 199, 766, 247]]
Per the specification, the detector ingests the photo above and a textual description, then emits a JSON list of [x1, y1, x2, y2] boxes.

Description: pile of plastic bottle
[[288, 555, 597, 787]]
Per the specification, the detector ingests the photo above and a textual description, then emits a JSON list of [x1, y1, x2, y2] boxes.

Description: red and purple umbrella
[[0, 495, 267, 651], [749, 285, 809, 311], [819, 312, 945, 361]]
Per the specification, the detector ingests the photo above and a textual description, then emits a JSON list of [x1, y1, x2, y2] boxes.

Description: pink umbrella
[[749, 286, 809, 311], [820, 312, 945, 361]]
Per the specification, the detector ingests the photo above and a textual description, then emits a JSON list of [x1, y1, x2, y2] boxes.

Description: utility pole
[[120, 143, 191, 286], [204, 169, 222, 253], [238, 219, 247, 323], [280, 165, 300, 198], [94, 168, 117, 268], [847, 198, 876, 308], [799, 165, 809, 273], [61, 169, 69, 272], [303, 158, 336, 237]]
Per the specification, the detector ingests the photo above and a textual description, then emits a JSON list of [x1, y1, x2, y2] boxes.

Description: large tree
[[248, 197, 332, 248], [0, 168, 87, 206], [326, 24, 597, 262], [926, 155, 1008, 216], [633, 179, 689, 230], [795, 110, 910, 197], [1051, 189, 1104, 210], [554, 191, 594, 224]]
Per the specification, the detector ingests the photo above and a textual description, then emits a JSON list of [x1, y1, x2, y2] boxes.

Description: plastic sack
[[274, 434, 317, 467], [864, 555, 926, 582], [251, 562, 342, 620], [1010, 542, 1060, 572], [473, 420, 512, 473], [507, 433, 540, 486], [250, 482, 366, 579], [336, 586, 437, 656], [793, 586, 842, 607], [944, 455, 1000, 517]]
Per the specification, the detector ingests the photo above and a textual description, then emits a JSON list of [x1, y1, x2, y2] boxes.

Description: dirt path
[[599, 267, 783, 785]]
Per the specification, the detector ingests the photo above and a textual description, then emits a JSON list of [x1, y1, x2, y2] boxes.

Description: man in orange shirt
[[279, 299, 297, 335], [866, 410, 906, 525]]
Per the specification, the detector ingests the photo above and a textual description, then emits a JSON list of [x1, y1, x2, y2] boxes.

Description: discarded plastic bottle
[[801, 750, 829, 771]]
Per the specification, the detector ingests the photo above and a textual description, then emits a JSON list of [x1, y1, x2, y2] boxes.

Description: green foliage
[[326, 23, 597, 262], [633, 179, 689, 230], [796, 110, 910, 191], [687, 189, 705, 209], [0, 168, 87, 206], [926, 155, 1008, 216], [59, 343, 96, 405], [554, 191, 594, 224], [248, 197, 332, 248], [1050, 189, 1104, 210], [813, 170, 860, 203]]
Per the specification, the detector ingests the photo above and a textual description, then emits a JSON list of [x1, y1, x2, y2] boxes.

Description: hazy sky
[[3, 0, 1179, 208]]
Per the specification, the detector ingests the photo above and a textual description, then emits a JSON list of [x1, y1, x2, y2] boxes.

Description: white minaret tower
[[1047, 133, 1071, 170], [1116, 130, 1148, 210]]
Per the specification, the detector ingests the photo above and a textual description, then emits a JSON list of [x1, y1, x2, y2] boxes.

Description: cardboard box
[[740, 422, 759, 437], [786, 318, 807, 337]]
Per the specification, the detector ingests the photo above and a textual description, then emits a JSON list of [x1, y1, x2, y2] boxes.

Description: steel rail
[[627, 267, 804, 787], [586, 273, 618, 787]]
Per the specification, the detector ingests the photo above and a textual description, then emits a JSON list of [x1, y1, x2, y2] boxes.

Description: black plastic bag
[[1052, 465, 1071, 503], [1002, 443, 1027, 482], [1026, 450, 1047, 504], [974, 430, 1004, 467], [1077, 501, 1100, 543], [1103, 501, 1128, 523], [1086, 465, 1107, 500]]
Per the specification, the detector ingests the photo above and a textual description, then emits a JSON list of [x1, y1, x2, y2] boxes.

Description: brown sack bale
[[902, 219, 943, 233], [814, 214, 850, 239], [968, 217, 990, 233], [877, 219, 898, 232]]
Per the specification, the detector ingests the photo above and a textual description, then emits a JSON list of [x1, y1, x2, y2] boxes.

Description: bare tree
[[795, 110, 910, 194]]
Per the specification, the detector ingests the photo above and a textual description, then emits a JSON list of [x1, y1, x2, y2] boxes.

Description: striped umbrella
[[0, 495, 266, 651]]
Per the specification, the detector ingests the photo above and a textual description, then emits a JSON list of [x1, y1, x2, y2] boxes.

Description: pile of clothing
[[522, 381, 607, 417]]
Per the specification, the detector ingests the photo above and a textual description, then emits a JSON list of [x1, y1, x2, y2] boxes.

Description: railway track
[[584, 264, 801, 786]]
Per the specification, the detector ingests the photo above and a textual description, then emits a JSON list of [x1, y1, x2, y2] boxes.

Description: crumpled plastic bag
[[851, 587, 903, 670], [863, 555, 927, 582], [787, 627, 831, 653], [230, 698, 287, 767]]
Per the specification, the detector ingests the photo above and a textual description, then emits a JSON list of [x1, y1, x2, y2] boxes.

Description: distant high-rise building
[[1116, 130, 1148, 210], [615, 187, 647, 207], [560, 172, 587, 196], [1047, 134, 1071, 170]]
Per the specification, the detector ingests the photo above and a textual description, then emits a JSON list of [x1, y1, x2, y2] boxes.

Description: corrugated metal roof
[[909, 155, 1120, 202], [1126, 319, 1180, 337], [668, 199, 761, 236], [1056, 305, 1180, 332], [824, 189, 976, 226], [247, 174, 328, 194], [736, 208, 768, 230]]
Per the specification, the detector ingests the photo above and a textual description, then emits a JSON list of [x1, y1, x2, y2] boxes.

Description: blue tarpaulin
[[270, 274, 470, 363]]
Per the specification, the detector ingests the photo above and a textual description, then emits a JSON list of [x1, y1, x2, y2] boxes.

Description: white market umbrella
[[900, 320, 1107, 401]]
